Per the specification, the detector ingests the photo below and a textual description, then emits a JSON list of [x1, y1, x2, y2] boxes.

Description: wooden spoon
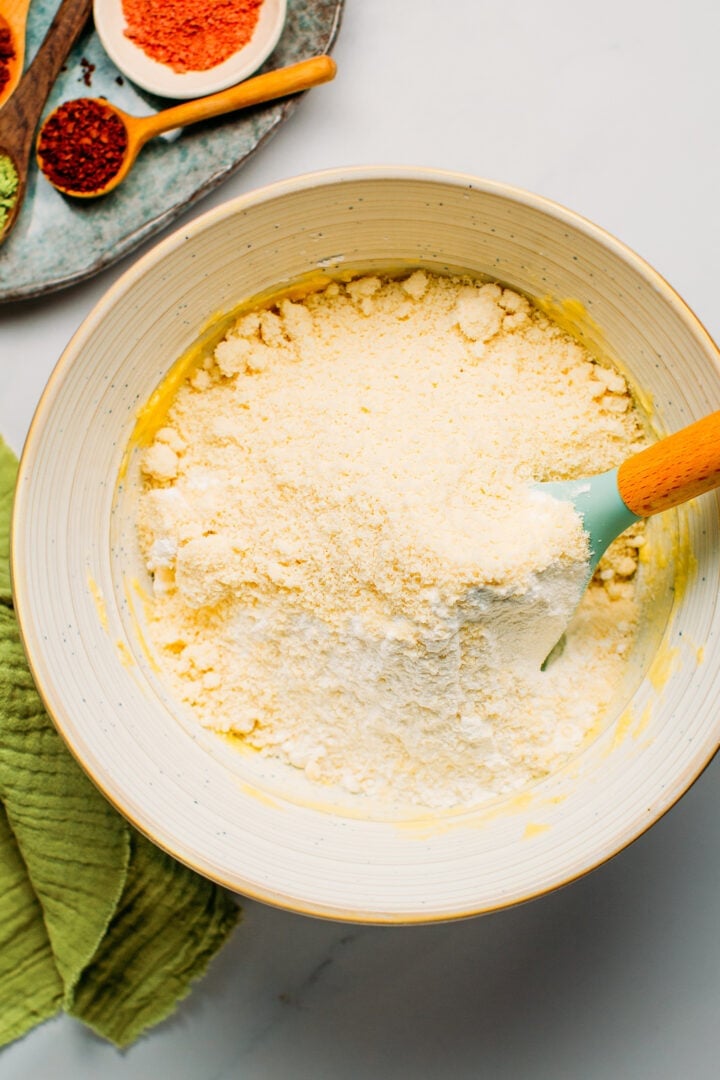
[[0, 0, 92, 243], [0, 0, 32, 110], [37, 54, 337, 198]]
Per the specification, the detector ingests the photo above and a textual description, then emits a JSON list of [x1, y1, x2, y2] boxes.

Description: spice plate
[[0, 0, 343, 302]]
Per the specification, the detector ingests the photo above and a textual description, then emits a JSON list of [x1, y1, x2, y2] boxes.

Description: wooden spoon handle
[[138, 55, 337, 143], [14, 0, 92, 111], [617, 410, 720, 517]]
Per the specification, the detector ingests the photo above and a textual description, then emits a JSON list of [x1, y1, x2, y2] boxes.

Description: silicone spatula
[[540, 410, 720, 665]]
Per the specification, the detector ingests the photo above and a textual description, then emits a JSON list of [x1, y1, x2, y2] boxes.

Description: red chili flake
[[79, 57, 96, 87], [121, 0, 264, 73], [0, 19, 17, 96], [37, 98, 129, 194]]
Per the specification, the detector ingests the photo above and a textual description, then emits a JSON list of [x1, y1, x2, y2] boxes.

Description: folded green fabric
[[0, 436, 240, 1048]]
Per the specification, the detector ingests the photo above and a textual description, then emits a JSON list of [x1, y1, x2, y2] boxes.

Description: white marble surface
[[2, 0, 720, 1075]]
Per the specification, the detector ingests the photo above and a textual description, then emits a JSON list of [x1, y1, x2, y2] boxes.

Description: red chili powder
[[0, 18, 16, 96], [121, 0, 265, 74], [37, 99, 129, 194]]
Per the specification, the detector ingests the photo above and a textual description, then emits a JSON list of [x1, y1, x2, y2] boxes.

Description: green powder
[[0, 153, 19, 232]]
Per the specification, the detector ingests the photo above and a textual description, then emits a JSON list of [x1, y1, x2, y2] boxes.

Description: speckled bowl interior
[[12, 168, 720, 922]]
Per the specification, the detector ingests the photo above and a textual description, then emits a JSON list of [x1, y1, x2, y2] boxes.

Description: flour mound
[[136, 272, 646, 808]]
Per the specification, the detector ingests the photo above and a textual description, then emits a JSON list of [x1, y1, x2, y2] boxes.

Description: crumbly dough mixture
[[136, 271, 647, 808]]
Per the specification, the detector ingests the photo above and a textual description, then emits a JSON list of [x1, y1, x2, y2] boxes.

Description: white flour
[[136, 272, 646, 808]]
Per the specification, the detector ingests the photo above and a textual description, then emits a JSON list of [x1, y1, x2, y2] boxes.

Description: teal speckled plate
[[0, 0, 343, 302]]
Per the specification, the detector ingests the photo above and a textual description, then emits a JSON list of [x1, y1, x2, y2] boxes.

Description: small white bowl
[[93, 0, 287, 100], [12, 168, 720, 923]]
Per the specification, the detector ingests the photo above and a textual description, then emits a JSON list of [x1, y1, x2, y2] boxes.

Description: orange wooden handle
[[143, 55, 337, 140], [617, 410, 720, 517]]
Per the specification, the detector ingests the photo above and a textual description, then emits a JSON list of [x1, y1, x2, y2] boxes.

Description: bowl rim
[[11, 165, 720, 922], [29, 165, 720, 374]]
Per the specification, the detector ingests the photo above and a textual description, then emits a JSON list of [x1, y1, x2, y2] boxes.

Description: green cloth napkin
[[0, 437, 240, 1049]]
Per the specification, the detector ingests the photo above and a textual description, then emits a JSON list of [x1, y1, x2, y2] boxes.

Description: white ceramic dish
[[12, 168, 720, 923], [93, 0, 287, 100]]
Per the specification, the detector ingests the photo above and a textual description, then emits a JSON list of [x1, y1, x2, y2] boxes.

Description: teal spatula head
[[541, 467, 640, 577]]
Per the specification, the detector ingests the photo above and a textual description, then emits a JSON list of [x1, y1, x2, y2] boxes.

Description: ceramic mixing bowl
[[12, 167, 720, 922]]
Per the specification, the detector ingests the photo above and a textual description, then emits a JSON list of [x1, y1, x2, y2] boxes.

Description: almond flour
[[136, 271, 647, 808]]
